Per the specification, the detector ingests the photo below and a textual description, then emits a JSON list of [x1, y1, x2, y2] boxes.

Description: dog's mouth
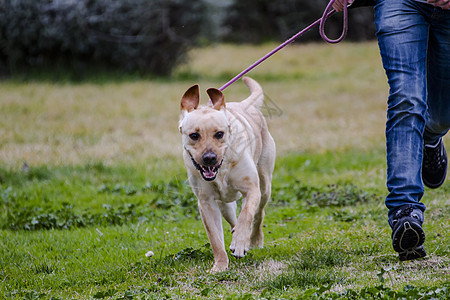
[[191, 158, 222, 181]]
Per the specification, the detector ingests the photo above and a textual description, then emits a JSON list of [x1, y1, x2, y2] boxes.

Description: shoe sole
[[398, 246, 427, 261], [392, 217, 426, 260]]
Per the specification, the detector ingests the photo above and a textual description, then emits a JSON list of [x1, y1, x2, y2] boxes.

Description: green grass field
[[1, 42, 449, 299]]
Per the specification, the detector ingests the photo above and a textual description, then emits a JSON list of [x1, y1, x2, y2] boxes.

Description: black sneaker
[[422, 138, 447, 189], [389, 205, 426, 261]]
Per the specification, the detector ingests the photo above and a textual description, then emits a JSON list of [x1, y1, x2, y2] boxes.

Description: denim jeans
[[374, 0, 450, 217]]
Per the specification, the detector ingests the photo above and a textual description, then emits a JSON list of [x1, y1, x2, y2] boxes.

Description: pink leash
[[218, 0, 348, 92]]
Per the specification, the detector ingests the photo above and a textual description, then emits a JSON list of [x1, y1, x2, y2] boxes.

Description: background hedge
[[223, 0, 375, 43], [0, 0, 209, 77], [0, 0, 375, 78]]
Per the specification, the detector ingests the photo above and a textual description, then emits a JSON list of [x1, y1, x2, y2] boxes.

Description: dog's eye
[[214, 131, 224, 139], [189, 133, 200, 141]]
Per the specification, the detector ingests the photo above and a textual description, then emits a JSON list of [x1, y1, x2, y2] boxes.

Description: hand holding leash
[[333, 0, 354, 11]]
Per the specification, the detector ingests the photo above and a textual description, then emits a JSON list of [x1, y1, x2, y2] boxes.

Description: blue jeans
[[374, 0, 450, 217]]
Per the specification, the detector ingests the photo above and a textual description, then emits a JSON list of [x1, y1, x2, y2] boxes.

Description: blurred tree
[[0, 0, 376, 79], [0, 0, 209, 78], [222, 0, 375, 43]]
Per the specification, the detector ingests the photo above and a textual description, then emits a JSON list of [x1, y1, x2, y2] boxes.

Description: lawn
[[0, 42, 449, 299]]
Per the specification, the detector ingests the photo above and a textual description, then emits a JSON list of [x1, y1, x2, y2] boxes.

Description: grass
[[0, 42, 449, 299], [1, 42, 388, 168]]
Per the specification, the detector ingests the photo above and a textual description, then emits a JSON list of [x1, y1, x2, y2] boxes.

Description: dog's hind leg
[[250, 172, 272, 248], [217, 201, 237, 231], [251, 135, 275, 248]]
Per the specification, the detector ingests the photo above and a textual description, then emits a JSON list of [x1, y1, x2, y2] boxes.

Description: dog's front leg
[[198, 197, 228, 273], [229, 186, 261, 258]]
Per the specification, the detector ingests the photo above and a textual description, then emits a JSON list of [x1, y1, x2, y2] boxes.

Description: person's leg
[[374, 0, 432, 260], [421, 7, 450, 189], [424, 8, 450, 145], [374, 0, 429, 217]]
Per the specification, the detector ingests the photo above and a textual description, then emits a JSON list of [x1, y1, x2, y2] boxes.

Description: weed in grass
[[2, 167, 380, 232], [163, 243, 214, 266], [3, 200, 142, 230], [271, 180, 381, 210], [0, 165, 52, 186], [294, 247, 350, 270], [308, 184, 380, 208], [33, 263, 57, 275], [0, 167, 200, 231], [262, 247, 349, 291], [271, 180, 314, 207], [331, 208, 360, 222], [301, 283, 450, 299], [93, 289, 117, 299], [267, 268, 344, 291]]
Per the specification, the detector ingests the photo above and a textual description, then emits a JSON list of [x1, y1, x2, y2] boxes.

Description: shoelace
[[394, 206, 413, 221]]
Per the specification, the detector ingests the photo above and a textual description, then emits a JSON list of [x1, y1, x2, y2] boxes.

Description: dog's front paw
[[210, 262, 228, 273], [230, 233, 250, 258]]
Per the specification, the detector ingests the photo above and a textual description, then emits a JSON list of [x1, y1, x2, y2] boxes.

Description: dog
[[179, 77, 276, 272]]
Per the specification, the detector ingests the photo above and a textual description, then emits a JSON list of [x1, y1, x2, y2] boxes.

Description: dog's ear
[[207, 88, 225, 111], [181, 85, 200, 113]]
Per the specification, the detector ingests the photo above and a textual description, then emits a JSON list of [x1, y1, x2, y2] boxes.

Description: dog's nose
[[202, 151, 218, 166]]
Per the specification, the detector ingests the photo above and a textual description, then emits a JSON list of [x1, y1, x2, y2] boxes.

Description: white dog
[[179, 77, 276, 272]]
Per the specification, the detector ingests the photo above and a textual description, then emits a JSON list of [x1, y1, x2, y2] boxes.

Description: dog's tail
[[241, 76, 264, 110]]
